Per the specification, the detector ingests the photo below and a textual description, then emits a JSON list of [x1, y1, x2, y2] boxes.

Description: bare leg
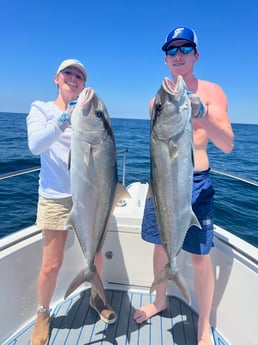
[[31, 230, 68, 345], [92, 250, 104, 298], [192, 253, 214, 345], [37, 230, 68, 308], [133, 244, 168, 324]]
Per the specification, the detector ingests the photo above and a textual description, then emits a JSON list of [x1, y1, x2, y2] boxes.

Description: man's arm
[[197, 82, 234, 153]]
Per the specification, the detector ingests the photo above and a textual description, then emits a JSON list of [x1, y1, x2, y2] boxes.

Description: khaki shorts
[[36, 196, 73, 230]]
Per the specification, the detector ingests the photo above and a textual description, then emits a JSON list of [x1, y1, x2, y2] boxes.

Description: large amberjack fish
[[64, 87, 130, 303], [149, 75, 201, 304]]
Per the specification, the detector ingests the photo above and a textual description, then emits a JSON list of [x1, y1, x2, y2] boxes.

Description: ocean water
[[0, 112, 257, 247]]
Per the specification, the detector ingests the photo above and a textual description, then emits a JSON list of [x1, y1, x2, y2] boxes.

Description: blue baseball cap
[[162, 26, 198, 51]]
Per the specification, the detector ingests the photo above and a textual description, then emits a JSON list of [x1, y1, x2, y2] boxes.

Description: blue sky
[[1, 0, 257, 124]]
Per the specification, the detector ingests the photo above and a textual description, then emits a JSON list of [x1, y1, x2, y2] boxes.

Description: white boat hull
[[0, 182, 257, 344]]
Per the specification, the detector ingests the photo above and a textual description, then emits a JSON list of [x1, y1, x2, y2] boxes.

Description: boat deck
[[4, 288, 227, 345]]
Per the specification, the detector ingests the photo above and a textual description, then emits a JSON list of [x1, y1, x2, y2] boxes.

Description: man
[[133, 27, 234, 345]]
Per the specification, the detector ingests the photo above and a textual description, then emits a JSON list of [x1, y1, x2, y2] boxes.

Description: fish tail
[[150, 264, 191, 305], [64, 265, 106, 304], [64, 269, 89, 299], [167, 268, 191, 305]]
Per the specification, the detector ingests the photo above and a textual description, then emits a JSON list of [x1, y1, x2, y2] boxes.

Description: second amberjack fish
[[150, 76, 201, 304]]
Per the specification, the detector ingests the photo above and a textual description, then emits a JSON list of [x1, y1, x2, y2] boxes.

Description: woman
[[27, 59, 116, 345]]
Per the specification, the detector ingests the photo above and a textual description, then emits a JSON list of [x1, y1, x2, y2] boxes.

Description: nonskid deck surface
[[4, 289, 226, 345]]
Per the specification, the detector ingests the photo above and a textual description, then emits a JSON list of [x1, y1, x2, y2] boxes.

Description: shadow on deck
[[6, 288, 201, 344]]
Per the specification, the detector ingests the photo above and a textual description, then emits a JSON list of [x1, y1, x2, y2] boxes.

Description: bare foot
[[133, 302, 166, 324]]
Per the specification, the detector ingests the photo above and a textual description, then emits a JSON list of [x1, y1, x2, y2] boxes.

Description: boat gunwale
[[214, 225, 257, 266], [1, 222, 257, 267]]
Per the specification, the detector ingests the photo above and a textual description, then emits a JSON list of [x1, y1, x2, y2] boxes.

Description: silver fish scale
[[64, 87, 120, 302], [150, 76, 200, 303]]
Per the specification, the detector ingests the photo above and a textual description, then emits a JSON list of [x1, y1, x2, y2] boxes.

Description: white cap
[[56, 59, 87, 81]]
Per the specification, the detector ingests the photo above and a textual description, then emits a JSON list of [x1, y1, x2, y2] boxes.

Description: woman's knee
[[41, 231, 67, 276], [41, 254, 64, 277]]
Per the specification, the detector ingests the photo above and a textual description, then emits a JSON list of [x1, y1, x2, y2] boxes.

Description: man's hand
[[187, 91, 207, 119]]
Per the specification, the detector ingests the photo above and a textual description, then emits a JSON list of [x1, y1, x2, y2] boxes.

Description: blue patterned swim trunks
[[141, 169, 215, 255]]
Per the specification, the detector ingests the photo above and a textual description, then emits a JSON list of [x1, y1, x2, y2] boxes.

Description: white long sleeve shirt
[[27, 100, 72, 199]]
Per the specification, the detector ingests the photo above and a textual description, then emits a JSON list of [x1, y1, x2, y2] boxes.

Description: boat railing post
[[122, 149, 128, 186], [117, 148, 128, 207]]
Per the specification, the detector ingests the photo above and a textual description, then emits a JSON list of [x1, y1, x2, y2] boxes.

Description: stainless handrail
[[1, 159, 257, 188], [210, 168, 258, 187], [118, 149, 128, 186], [0, 149, 129, 183], [0, 166, 41, 181]]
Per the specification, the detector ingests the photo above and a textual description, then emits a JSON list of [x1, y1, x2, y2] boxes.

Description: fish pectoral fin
[[168, 140, 178, 159], [190, 210, 202, 229], [83, 145, 92, 167], [83, 152, 89, 166]]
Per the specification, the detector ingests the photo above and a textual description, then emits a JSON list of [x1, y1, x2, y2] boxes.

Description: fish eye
[[95, 110, 104, 118], [155, 102, 163, 113]]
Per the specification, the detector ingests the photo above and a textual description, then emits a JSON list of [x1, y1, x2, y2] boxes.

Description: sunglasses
[[166, 45, 195, 56]]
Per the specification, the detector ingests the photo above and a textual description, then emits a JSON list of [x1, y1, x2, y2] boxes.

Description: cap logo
[[172, 27, 184, 39]]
